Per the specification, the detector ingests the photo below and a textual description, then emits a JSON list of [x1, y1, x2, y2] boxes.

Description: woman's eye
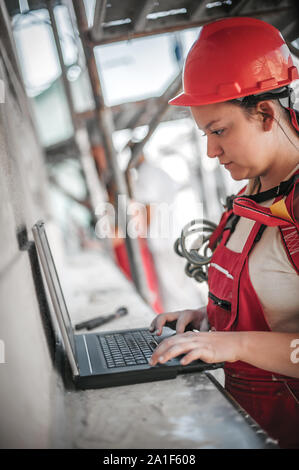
[[211, 128, 224, 136], [199, 128, 225, 137]]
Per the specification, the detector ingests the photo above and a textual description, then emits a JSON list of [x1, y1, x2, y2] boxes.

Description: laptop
[[32, 220, 224, 389]]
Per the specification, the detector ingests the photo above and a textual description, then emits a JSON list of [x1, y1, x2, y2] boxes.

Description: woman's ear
[[256, 101, 275, 131]]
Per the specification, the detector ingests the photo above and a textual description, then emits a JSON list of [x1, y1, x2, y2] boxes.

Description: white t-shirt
[[226, 165, 299, 332]]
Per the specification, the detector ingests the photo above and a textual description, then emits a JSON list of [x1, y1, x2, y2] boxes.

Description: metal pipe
[[47, 0, 77, 130], [91, 0, 107, 41], [47, 0, 114, 258], [126, 72, 182, 170], [133, 0, 154, 33], [72, 0, 150, 304]]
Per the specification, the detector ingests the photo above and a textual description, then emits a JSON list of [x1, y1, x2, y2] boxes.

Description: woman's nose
[[206, 136, 223, 159]]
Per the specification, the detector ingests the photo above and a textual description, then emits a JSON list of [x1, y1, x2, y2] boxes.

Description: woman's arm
[[238, 331, 299, 378], [149, 330, 299, 378]]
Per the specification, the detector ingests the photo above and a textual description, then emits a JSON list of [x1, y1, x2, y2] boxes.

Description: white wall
[[0, 3, 68, 448]]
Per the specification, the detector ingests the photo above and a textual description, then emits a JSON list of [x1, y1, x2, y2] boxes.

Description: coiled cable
[[174, 219, 217, 283]]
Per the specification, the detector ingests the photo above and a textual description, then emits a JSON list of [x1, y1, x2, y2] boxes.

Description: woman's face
[[190, 102, 274, 181]]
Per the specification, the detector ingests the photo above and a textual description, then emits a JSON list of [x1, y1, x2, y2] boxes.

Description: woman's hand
[[149, 307, 207, 336], [149, 331, 244, 366]]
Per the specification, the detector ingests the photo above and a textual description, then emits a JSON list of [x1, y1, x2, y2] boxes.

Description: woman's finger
[[149, 312, 179, 335], [152, 333, 188, 355], [176, 312, 194, 334], [150, 339, 199, 365], [157, 342, 200, 364], [155, 332, 197, 356], [180, 346, 215, 365], [149, 318, 157, 332]]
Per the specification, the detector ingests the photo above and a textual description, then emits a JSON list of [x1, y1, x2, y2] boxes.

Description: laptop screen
[[32, 221, 79, 376]]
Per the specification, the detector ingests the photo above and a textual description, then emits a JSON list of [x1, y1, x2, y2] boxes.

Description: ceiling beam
[[229, 0, 251, 16], [189, 1, 210, 21], [287, 40, 299, 59], [88, 5, 297, 46], [133, 0, 155, 33], [91, 0, 107, 43]]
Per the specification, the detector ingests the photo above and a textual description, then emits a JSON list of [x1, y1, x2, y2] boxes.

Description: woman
[[149, 17, 299, 448]]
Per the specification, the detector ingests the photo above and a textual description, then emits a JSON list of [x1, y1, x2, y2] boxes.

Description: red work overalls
[[207, 173, 299, 449]]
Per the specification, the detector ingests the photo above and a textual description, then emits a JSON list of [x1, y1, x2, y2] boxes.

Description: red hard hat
[[169, 17, 299, 107]]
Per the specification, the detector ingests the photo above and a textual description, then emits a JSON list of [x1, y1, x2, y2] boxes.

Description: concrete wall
[[0, 3, 67, 448]]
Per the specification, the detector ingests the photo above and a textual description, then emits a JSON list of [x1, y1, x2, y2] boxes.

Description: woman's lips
[[224, 162, 233, 169]]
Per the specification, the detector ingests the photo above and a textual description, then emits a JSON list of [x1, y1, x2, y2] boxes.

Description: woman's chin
[[226, 166, 249, 181]]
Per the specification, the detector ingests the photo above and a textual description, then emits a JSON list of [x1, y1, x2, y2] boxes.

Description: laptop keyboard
[[98, 330, 158, 368]]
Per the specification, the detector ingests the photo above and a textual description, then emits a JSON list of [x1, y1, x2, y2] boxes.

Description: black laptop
[[32, 220, 223, 389]]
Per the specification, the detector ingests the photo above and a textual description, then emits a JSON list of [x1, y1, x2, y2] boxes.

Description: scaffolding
[[6, 0, 299, 307]]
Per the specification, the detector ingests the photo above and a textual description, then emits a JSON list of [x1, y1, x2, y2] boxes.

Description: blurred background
[[8, 0, 299, 314], [0, 0, 299, 447]]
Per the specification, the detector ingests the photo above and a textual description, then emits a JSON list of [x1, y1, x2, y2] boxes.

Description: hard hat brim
[[168, 92, 194, 106], [168, 90, 248, 107], [168, 91, 239, 107], [168, 76, 299, 107]]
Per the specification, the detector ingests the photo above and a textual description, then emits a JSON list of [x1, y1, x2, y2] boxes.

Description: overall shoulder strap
[[233, 172, 299, 225], [233, 170, 299, 274], [208, 185, 247, 250], [279, 171, 299, 274]]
